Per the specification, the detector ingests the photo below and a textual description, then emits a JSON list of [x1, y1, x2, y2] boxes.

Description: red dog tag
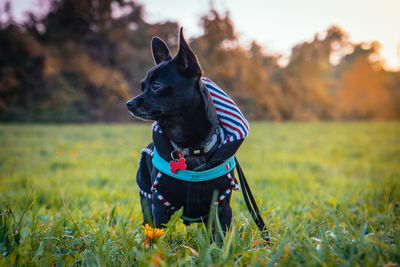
[[170, 157, 187, 173]]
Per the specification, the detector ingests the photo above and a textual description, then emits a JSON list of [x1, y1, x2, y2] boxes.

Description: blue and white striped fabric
[[152, 77, 250, 145]]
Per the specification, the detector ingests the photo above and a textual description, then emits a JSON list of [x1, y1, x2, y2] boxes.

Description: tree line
[[0, 0, 399, 122]]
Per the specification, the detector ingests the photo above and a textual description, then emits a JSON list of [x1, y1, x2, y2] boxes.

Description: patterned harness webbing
[[138, 147, 239, 209]]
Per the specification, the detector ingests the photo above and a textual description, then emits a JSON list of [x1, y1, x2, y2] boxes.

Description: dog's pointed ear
[[152, 37, 172, 65], [173, 27, 202, 78]]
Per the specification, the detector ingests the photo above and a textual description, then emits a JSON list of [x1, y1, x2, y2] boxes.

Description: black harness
[[139, 134, 270, 244]]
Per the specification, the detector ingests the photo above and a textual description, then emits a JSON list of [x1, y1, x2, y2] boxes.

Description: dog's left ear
[[152, 37, 172, 65], [173, 27, 202, 78]]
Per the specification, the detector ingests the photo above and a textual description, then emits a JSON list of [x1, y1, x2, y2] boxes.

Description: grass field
[[0, 122, 399, 266]]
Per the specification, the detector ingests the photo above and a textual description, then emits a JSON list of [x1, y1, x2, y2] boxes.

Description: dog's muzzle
[[126, 97, 155, 121], [126, 98, 137, 112]]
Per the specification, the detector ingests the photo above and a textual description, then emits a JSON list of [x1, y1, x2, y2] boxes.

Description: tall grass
[[0, 122, 399, 266]]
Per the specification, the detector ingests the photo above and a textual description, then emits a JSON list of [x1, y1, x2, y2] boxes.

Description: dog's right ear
[[152, 37, 172, 65], [173, 27, 202, 78]]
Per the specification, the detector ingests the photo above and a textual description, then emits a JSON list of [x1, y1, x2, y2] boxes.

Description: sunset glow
[[142, 0, 400, 70]]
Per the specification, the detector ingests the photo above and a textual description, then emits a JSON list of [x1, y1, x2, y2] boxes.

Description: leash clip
[[171, 150, 184, 162]]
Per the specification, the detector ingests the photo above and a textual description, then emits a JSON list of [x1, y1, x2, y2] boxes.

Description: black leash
[[235, 158, 270, 244]]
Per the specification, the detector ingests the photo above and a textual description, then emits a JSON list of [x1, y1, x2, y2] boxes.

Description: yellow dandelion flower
[[141, 224, 164, 247]]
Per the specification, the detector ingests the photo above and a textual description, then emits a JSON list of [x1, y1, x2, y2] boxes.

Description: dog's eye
[[151, 82, 162, 92]]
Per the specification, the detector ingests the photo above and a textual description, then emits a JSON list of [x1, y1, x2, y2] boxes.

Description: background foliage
[[1, 0, 399, 122]]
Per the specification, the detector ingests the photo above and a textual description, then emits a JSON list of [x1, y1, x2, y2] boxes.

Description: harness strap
[[152, 148, 236, 182], [138, 186, 153, 200], [227, 172, 240, 191], [138, 185, 175, 211], [139, 146, 240, 220], [141, 147, 154, 157], [181, 215, 206, 222], [153, 190, 176, 210], [151, 171, 162, 192]]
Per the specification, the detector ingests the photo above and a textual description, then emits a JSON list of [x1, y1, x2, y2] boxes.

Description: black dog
[[127, 28, 249, 233]]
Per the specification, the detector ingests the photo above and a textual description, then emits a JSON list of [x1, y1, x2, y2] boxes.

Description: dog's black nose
[[126, 99, 135, 110]]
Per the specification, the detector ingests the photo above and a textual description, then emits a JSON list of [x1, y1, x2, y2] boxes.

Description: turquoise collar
[[152, 148, 236, 182]]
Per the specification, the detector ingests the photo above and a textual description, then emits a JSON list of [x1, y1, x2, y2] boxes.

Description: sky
[[8, 0, 400, 70]]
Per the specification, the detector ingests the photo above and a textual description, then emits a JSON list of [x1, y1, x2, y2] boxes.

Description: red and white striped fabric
[[152, 77, 250, 145]]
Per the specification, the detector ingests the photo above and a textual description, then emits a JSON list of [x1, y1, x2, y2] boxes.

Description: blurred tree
[[0, 0, 179, 122], [191, 9, 282, 119], [0, 25, 46, 121], [336, 42, 394, 119], [191, 9, 237, 86], [385, 71, 400, 119], [0, 3, 399, 122], [278, 26, 347, 120]]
